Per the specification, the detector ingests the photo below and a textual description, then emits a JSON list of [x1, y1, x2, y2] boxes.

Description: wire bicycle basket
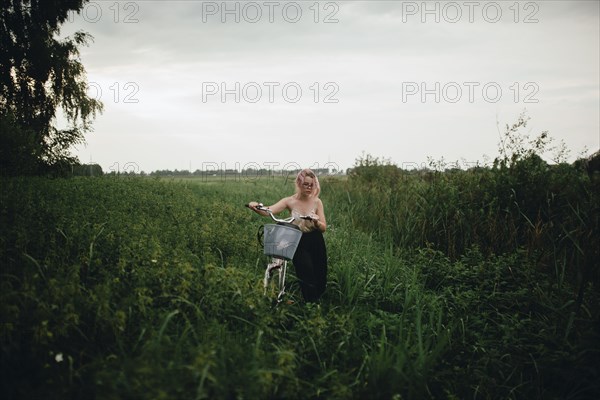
[[263, 222, 302, 260]]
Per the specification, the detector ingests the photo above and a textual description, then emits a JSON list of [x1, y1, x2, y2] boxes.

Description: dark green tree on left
[[0, 0, 103, 175]]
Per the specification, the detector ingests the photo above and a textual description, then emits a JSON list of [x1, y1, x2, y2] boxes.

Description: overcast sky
[[58, 0, 599, 174]]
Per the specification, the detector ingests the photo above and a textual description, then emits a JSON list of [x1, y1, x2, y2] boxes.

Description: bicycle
[[246, 203, 313, 303]]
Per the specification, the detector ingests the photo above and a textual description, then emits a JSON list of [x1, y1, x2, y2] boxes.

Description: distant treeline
[[64, 166, 342, 178], [145, 168, 343, 178], [60, 152, 600, 179]]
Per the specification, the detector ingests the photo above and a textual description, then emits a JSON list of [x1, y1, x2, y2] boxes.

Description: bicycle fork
[[264, 258, 287, 303]]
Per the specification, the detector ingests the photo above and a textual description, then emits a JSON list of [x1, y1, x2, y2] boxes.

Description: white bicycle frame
[[248, 203, 311, 303]]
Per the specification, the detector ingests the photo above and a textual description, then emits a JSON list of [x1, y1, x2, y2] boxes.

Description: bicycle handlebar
[[245, 203, 313, 223]]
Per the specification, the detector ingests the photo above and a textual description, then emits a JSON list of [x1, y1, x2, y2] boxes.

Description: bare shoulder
[[282, 195, 295, 209], [315, 197, 325, 210], [269, 195, 294, 214]]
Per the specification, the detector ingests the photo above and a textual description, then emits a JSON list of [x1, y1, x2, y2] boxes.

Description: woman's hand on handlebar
[[246, 202, 267, 214], [246, 201, 263, 211], [307, 213, 323, 229], [301, 213, 325, 231]]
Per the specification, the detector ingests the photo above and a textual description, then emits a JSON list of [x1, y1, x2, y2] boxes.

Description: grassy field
[[1, 162, 599, 399]]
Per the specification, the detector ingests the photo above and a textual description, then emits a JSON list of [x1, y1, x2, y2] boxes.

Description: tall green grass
[[1, 169, 598, 399], [334, 154, 599, 294]]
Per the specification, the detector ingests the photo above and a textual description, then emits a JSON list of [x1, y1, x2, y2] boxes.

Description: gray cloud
[[59, 1, 599, 172]]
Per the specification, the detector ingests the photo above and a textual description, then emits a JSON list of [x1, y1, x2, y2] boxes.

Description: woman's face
[[301, 176, 314, 195]]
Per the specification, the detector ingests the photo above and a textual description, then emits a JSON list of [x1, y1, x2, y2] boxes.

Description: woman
[[248, 169, 328, 302]]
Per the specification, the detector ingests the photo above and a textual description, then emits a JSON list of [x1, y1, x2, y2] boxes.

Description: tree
[[494, 110, 552, 168], [72, 162, 103, 176], [0, 0, 103, 175]]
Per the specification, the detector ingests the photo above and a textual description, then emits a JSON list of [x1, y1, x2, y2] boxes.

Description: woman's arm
[[248, 197, 289, 216], [312, 198, 327, 232]]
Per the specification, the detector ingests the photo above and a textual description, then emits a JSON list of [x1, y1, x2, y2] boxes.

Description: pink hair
[[295, 169, 320, 197]]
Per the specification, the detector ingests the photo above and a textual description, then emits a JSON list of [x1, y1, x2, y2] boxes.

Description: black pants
[[292, 230, 327, 302]]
